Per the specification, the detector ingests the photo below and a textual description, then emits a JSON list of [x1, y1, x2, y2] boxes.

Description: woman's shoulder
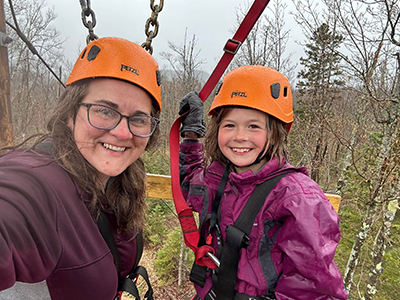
[[0, 148, 75, 194], [1, 147, 53, 166]]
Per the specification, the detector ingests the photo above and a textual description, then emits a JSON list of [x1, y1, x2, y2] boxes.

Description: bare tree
[[231, 0, 297, 82], [5, 0, 66, 143], [293, 0, 400, 298]]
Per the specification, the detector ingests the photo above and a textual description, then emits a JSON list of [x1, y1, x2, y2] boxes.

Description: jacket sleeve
[[179, 140, 206, 213], [273, 178, 348, 300], [0, 160, 62, 290]]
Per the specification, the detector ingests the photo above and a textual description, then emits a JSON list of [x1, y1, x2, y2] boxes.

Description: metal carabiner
[[206, 252, 220, 268]]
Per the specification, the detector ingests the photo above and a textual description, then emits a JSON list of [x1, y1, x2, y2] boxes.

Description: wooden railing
[[146, 174, 341, 213]]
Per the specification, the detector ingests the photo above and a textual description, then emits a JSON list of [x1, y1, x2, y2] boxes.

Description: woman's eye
[[130, 116, 149, 126], [97, 107, 114, 117]]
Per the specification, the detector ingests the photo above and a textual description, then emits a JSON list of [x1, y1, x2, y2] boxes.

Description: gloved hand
[[179, 91, 206, 138]]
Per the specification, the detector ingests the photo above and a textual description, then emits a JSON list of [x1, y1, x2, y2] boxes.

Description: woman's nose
[[109, 117, 133, 140]]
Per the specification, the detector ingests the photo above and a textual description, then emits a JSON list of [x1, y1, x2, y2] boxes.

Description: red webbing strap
[[169, 116, 216, 269], [169, 0, 271, 269], [199, 0, 271, 101]]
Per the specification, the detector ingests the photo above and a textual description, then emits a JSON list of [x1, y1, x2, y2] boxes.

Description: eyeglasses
[[79, 103, 160, 138]]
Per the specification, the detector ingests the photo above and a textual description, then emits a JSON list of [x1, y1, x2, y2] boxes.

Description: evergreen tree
[[295, 23, 344, 182], [297, 23, 344, 97]]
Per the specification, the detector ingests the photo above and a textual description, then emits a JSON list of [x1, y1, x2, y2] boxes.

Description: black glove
[[179, 91, 206, 138]]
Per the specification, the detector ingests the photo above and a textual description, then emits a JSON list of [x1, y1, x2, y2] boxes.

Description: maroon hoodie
[[0, 148, 139, 300]]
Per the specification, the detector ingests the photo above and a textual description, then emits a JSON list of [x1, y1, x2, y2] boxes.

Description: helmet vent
[[283, 87, 288, 97], [80, 49, 87, 59], [215, 82, 223, 95], [87, 45, 101, 61], [271, 83, 281, 99], [156, 70, 161, 86]]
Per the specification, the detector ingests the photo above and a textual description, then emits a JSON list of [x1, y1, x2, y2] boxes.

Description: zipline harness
[[169, 0, 272, 270]]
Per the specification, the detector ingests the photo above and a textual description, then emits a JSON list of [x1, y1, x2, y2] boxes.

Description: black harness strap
[[210, 163, 231, 234], [98, 211, 153, 300], [97, 211, 121, 275], [207, 173, 287, 300]]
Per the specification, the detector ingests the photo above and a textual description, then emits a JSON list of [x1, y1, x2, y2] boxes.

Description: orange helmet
[[209, 65, 293, 130], [66, 37, 162, 111]]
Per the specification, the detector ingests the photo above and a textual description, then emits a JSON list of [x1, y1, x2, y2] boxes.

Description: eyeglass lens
[[87, 104, 157, 137]]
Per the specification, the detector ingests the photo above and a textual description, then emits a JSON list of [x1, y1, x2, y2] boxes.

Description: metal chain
[[80, 0, 99, 44], [141, 0, 164, 55]]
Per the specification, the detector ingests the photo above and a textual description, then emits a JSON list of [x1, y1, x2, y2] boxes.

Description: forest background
[[1, 0, 399, 299]]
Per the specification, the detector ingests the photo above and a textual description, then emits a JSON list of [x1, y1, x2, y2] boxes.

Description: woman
[[0, 37, 161, 300]]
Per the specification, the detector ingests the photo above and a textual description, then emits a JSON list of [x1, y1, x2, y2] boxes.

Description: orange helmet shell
[[66, 37, 161, 111], [209, 65, 293, 125]]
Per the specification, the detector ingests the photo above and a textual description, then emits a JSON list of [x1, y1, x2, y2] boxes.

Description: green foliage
[[379, 224, 400, 300], [154, 227, 194, 286], [335, 204, 400, 300], [142, 149, 170, 175], [143, 198, 175, 247]]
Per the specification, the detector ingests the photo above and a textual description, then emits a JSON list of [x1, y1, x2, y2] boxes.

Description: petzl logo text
[[121, 64, 139, 76], [231, 91, 247, 98]]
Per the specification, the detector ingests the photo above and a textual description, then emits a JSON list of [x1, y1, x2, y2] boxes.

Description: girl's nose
[[109, 117, 133, 140], [234, 127, 248, 141]]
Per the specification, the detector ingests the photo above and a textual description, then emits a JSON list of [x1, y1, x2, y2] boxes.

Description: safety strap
[[97, 211, 121, 275], [207, 173, 287, 300], [169, 0, 272, 269], [209, 163, 231, 234], [97, 211, 153, 300], [97, 178, 152, 299], [199, 0, 272, 101]]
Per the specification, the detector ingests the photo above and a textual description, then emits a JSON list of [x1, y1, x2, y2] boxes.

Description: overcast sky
[[45, 0, 304, 76]]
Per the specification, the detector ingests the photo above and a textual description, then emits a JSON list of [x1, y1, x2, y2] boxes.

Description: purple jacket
[[180, 141, 348, 300], [0, 148, 140, 300]]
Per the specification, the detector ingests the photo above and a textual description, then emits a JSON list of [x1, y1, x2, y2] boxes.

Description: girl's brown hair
[[204, 106, 289, 168]]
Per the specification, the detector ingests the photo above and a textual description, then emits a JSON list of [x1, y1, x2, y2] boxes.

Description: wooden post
[[0, 0, 13, 147]]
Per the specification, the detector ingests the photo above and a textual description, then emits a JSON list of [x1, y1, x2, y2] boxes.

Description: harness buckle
[[242, 234, 250, 248], [223, 39, 242, 55]]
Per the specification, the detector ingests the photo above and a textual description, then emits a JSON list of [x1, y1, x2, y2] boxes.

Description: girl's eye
[[249, 124, 260, 129]]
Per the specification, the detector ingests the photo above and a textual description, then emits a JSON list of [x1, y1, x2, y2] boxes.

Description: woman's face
[[218, 107, 268, 174], [68, 78, 153, 185]]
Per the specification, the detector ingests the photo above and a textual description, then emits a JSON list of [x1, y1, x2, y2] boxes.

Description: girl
[[179, 65, 348, 300], [0, 37, 161, 300]]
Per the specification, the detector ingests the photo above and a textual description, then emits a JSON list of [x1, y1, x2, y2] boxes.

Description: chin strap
[[169, 0, 272, 269]]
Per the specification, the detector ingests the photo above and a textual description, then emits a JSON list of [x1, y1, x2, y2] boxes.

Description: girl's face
[[218, 107, 269, 174], [68, 78, 153, 186]]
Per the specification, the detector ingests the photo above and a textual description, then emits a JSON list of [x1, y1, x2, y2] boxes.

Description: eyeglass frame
[[78, 102, 160, 138]]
